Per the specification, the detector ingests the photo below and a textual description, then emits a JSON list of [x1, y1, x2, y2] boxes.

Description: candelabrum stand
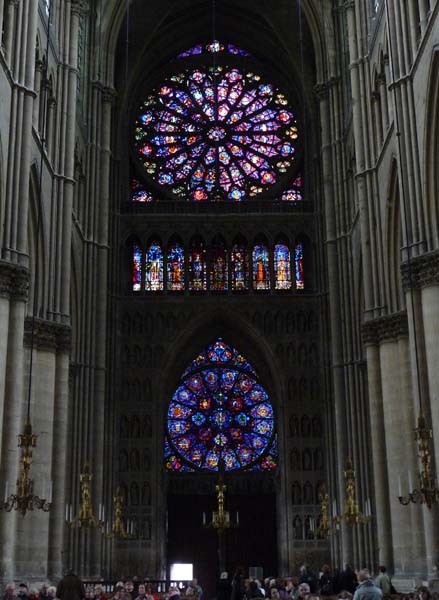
[[398, 414, 439, 508], [66, 464, 104, 529], [2, 420, 51, 516], [333, 459, 372, 527], [105, 487, 135, 540], [203, 465, 239, 573]]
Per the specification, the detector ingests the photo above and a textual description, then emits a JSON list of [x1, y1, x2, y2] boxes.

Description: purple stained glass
[[177, 41, 251, 59], [135, 65, 298, 201], [189, 239, 207, 291], [145, 242, 163, 291], [165, 338, 276, 471], [274, 243, 292, 290]]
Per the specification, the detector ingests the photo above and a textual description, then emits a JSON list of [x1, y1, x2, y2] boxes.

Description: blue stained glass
[[167, 243, 185, 291], [132, 244, 142, 292], [165, 338, 276, 471], [295, 241, 305, 290], [274, 243, 292, 290], [253, 244, 270, 290], [145, 243, 164, 291]]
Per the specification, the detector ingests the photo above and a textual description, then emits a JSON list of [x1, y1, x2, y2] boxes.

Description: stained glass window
[[281, 175, 303, 202], [167, 242, 185, 291], [274, 243, 292, 290], [177, 41, 251, 59], [189, 238, 207, 291], [231, 242, 249, 291], [145, 241, 164, 291], [131, 178, 156, 202], [134, 64, 298, 202], [211, 237, 228, 292], [253, 244, 270, 290], [164, 338, 277, 472], [295, 241, 305, 290], [132, 243, 142, 291]]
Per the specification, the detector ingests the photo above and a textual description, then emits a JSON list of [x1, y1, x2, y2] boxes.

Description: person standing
[[352, 571, 382, 600], [375, 568, 391, 597], [56, 571, 86, 600]]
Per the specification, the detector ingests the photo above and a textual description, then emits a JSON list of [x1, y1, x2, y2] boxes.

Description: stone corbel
[[361, 310, 409, 345], [71, 0, 89, 17], [24, 316, 72, 353]]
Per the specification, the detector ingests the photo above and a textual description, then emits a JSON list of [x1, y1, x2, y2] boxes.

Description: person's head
[[322, 565, 331, 575], [168, 587, 179, 598], [300, 566, 307, 575], [418, 587, 431, 600], [94, 586, 104, 597], [220, 573, 228, 581], [18, 586, 28, 597], [298, 584, 310, 598], [39, 585, 48, 596], [5, 584, 16, 597], [114, 586, 124, 598], [357, 570, 370, 583], [47, 588, 56, 599], [191, 581, 197, 588], [137, 586, 146, 597], [337, 593, 352, 600], [145, 586, 153, 595], [125, 583, 134, 594], [270, 589, 280, 600]]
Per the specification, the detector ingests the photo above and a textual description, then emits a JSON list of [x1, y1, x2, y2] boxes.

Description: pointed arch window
[[253, 243, 270, 290], [295, 241, 305, 290], [274, 242, 292, 290], [231, 240, 249, 291], [167, 240, 185, 291], [132, 243, 142, 292], [164, 338, 277, 472], [211, 236, 228, 292], [145, 240, 163, 291], [189, 237, 207, 291]]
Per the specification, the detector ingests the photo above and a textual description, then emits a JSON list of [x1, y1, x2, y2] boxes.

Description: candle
[[65, 504, 68, 521], [4, 481, 8, 503], [202, 512, 206, 525], [99, 503, 102, 520], [236, 511, 239, 525], [398, 475, 402, 497], [48, 481, 52, 502], [408, 470, 413, 492]]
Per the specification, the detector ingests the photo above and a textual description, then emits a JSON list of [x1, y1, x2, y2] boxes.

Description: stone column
[[362, 338, 393, 568]]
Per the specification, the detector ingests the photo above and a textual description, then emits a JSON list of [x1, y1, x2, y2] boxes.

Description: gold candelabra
[[105, 487, 135, 539], [203, 474, 238, 531], [316, 489, 332, 539], [66, 464, 104, 529], [398, 414, 439, 509], [2, 420, 51, 516], [333, 458, 371, 527]]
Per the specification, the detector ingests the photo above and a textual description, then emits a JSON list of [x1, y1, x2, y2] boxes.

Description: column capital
[[361, 310, 408, 345], [24, 317, 72, 352], [401, 249, 439, 290], [0, 260, 29, 301], [71, 0, 89, 17]]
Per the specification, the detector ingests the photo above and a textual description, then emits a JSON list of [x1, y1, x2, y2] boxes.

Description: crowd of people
[[1, 566, 436, 600]]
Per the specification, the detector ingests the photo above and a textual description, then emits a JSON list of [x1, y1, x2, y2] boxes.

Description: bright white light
[[170, 563, 193, 581]]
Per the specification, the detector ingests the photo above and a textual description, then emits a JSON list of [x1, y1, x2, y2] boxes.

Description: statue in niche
[[143, 448, 151, 471], [302, 448, 313, 471], [119, 449, 129, 472], [130, 482, 140, 505], [313, 448, 324, 471], [305, 516, 314, 539], [131, 415, 141, 438], [301, 415, 311, 437], [293, 515, 303, 539], [142, 481, 151, 505], [119, 416, 129, 438], [290, 448, 301, 471], [142, 415, 152, 437], [292, 481, 302, 504], [140, 518, 152, 539], [303, 481, 314, 504], [119, 483, 128, 505], [289, 414, 299, 437], [130, 448, 140, 471], [312, 416, 323, 437]]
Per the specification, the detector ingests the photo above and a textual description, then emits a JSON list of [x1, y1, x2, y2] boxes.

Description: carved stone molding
[[401, 250, 439, 291], [0, 260, 29, 301], [24, 317, 71, 353], [362, 311, 409, 345]]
